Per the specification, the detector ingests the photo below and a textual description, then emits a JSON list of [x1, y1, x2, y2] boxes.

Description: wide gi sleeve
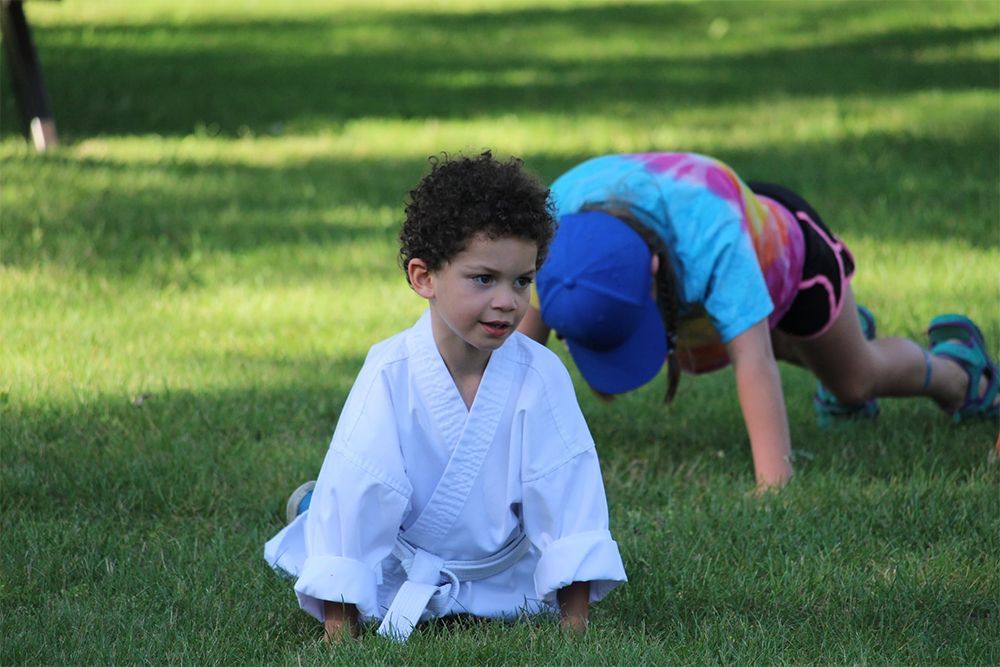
[[519, 357, 627, 605], [292, 354, 412, 621]]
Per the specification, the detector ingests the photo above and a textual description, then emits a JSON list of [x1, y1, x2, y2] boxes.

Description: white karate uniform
[[264, 310, 626, 637]]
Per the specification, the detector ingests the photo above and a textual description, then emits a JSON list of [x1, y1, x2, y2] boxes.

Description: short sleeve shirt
[[545, 153, 805, 374]]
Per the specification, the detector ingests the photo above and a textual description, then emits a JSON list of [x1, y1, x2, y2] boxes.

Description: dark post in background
[[1, 0, 58, 150]]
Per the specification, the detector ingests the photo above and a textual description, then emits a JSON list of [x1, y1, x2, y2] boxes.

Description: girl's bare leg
[[772, 287, 970, 410]]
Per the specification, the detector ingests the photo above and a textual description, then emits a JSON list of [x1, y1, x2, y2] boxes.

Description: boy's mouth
[[481, 320, 513, 337]]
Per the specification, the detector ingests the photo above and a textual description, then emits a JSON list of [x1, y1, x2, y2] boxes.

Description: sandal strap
[[931, 339, 1000, 419], [928, 314, 986, 349]]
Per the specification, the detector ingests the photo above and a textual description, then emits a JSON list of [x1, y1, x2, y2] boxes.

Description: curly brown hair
[[400, 151, 554, 280]]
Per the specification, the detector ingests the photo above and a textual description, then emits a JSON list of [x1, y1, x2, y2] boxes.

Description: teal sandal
[[814, 304, 880, 427], [927, 313, 987, 350], [927, 314, 999, 422]]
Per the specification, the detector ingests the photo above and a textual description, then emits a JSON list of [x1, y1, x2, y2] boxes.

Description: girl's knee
[[821, 375, 876, 404]]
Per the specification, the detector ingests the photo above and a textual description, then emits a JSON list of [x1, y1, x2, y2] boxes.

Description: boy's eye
[[514, 276, 533, 289], [472, 275, 494, 285]]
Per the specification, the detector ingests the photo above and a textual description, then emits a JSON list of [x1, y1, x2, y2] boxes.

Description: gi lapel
[[403, 310, 518, 548], [378, 313, 520, 641], [408, 311, 468, 452]]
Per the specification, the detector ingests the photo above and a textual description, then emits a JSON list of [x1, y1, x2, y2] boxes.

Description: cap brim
[[564, 297, 667, 395]]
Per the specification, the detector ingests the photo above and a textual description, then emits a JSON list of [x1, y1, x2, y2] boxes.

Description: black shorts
[[748, 182, 856, 339]]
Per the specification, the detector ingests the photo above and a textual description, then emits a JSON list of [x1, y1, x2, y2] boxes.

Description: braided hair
[[581, 204, 681, 403]]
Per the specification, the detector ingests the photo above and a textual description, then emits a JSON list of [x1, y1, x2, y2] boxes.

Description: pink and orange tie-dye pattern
[[634, 153, 805, 373]]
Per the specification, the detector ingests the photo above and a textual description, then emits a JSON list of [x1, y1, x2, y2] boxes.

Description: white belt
[[377, 532, 531, 641]]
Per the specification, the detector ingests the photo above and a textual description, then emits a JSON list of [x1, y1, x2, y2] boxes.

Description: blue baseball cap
[[537, 211, 668, 394]]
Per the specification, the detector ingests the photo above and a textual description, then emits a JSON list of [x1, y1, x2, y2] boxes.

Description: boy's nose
[[492, 287, 516, 311]]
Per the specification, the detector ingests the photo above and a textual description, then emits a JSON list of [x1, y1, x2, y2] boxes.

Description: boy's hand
[[323, 601, 358, 643], [560, 612, 588, 635], [557, 581, 590, 636]]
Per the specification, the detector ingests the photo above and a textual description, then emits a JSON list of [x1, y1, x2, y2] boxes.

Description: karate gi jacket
[[265, 310, 626, 632]]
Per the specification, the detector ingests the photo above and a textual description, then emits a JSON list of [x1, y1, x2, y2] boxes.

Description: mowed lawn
[[1, 0, 998, 664]]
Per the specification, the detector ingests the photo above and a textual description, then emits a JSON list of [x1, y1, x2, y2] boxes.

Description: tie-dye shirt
[[546, 152, 805, 374]]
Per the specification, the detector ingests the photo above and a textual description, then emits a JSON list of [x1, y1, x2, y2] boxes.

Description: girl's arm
[[724, 318, 793, 489], [557, 581, 590, 635], [323, 600, 359, 643]]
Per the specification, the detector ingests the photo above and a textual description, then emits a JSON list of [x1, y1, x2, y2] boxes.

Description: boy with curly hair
[[264, 152, 626, 642]]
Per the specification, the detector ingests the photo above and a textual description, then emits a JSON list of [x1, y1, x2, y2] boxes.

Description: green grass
[[2, 0, 998, 664]]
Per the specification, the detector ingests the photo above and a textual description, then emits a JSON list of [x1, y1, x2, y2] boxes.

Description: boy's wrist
[[323, 601, 359, 642], [557, 581, 590, 635]]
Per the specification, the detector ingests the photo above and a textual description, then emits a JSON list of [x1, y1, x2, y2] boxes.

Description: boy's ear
[[407, 258, 435, 299]]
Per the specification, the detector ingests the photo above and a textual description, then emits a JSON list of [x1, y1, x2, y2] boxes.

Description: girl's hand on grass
[[725, 321, 794, 488], [751, 476, 788, 496]]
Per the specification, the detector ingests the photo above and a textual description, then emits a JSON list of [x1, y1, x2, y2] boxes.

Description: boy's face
[[410, 233, 538, 359]]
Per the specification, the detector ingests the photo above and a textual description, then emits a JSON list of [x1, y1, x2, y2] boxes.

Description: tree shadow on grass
[[3, 347, 996, 662], [0, 352, 366, 520], [623, 581, 999, 662], [0, 348, 371, 663], [3, 127, 995, 287], [578, 347, 996, 500], [1, 2, 996, 139], [4, 336, 991, 524], [0, 153, 424, 281], [530, 130, 1000, 249]]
